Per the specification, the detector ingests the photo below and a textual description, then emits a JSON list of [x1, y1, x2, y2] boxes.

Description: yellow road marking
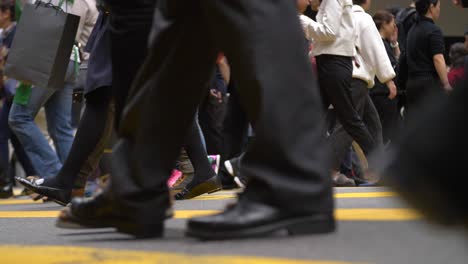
[[191, 194, 236, 200], [0, 192, 399, 205], [0, 209, 421, 221], [0, 246, 367, 264], [334, 192, 397, 198], [191, 192, 398, 201], [335, 209, 421, 221], [0, 200, 44, 205]]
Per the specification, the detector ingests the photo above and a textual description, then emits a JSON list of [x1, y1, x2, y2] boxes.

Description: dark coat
[[84, 12, 112, 95]]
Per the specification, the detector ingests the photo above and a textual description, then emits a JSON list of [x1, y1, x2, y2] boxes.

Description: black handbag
[[5, 1, 80, 90]]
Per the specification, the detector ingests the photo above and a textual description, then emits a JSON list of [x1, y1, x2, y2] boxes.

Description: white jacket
[[352, 5, 395, 88], [301, 0, 356, 57]]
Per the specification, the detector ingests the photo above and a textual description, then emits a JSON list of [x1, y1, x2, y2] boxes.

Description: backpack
[[395, 7, 417, 103], [396, 7, 417, 53]]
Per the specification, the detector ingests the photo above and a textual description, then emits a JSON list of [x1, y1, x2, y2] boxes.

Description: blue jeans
[[0, 98, 37, 184], [9, 61, 76, 178]]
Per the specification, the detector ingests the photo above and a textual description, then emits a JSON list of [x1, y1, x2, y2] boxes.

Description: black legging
[[184, 117, 216, 189], [44, 86, 113, 189]]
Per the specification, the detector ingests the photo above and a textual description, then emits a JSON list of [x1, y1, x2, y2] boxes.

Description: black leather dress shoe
[[15, 177, 71, 206], [0, 184, 13, 199], [56, 191, 171, 238], [186, 200, 335, 240], [174, 175, 221, 200]]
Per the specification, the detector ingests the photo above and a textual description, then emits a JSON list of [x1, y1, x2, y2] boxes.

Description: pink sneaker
[[167, 169, 183, 188]]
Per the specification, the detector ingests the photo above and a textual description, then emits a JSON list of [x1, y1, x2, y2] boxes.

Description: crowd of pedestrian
[[0, 0, 466, 239]]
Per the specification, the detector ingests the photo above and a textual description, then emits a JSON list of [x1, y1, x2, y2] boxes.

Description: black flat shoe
[[15, 177, 71, 206], [56, 191, 171, 238], [186, 200, 335, 240], [0, 184, 13, 199], [174, 175, 221, 200]]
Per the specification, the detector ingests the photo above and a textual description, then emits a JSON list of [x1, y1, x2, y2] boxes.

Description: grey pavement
[[0, 187, 466, 264]]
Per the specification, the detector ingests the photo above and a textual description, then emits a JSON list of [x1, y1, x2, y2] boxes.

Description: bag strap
[[58, 0, 75, 12]]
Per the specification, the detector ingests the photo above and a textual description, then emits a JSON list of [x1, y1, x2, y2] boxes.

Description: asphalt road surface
[[0, 187, 466, 264]]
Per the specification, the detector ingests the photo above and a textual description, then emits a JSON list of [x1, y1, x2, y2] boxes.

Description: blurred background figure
[[404, 0, 451, 119], [381, 0, 468, 231], [370, 10, 402, 146], [0, 0, 36, 199], [447, 42, 467, 87]]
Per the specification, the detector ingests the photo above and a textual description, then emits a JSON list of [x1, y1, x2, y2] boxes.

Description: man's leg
[[0, 101, 12, 184], [199, 0, 332, 214], [330, 79, 376, 171], [8, 87, 61, 178], [110, 0, 219, 226], [363, 94, 383, 149], [184, 0, 334, 239], [44, 61, 76, 164], [317, 56, 375, 156]]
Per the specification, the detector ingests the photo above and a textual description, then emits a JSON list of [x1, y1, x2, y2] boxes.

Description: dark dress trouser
[[329, 79, 383, 169], [405, 76, 443, 119], [110, 0, 333, 224], [316, 55, 376, 158]]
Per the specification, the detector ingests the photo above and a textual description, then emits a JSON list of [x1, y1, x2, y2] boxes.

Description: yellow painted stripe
[[192, 192, 398, 201], [0, 211, 59, 218], [0, 192, 398, 205], [0, 246, 367, 264], [0, 200, 44, 205], [336, 209, 421, 221], [0, 209, 421, 221], [334, 192, 397, 198], [191, 194, 236, 200]]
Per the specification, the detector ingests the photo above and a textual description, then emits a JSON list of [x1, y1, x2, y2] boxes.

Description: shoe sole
[[0, 193, 13, 199], [56, 217, 163, 238], [176, 177, 221, 200], [186, 215, 335, 240], [16, 177, 70, 206], [56, 209, 174, 238], [334, 182, 356, 187]]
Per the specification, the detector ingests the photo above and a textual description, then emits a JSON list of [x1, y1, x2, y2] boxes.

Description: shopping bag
[[5, 1, 80, 90]]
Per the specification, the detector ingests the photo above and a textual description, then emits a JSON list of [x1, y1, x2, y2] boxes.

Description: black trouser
[[110, 0, 333, 224], [199, 93, 227, 155], [317, 55, 375, 157], [330, 78, 382, 169], [108, 2, 156, 130], [220, 82, 249, 160], [405, 76, 443, 119], [370, 91, 401, 144]]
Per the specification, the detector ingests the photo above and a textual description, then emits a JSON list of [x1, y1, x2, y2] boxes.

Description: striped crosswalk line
[[0, 208, 421, 221], [191, 191, 398, 201], [0, 191, 398, 205]]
